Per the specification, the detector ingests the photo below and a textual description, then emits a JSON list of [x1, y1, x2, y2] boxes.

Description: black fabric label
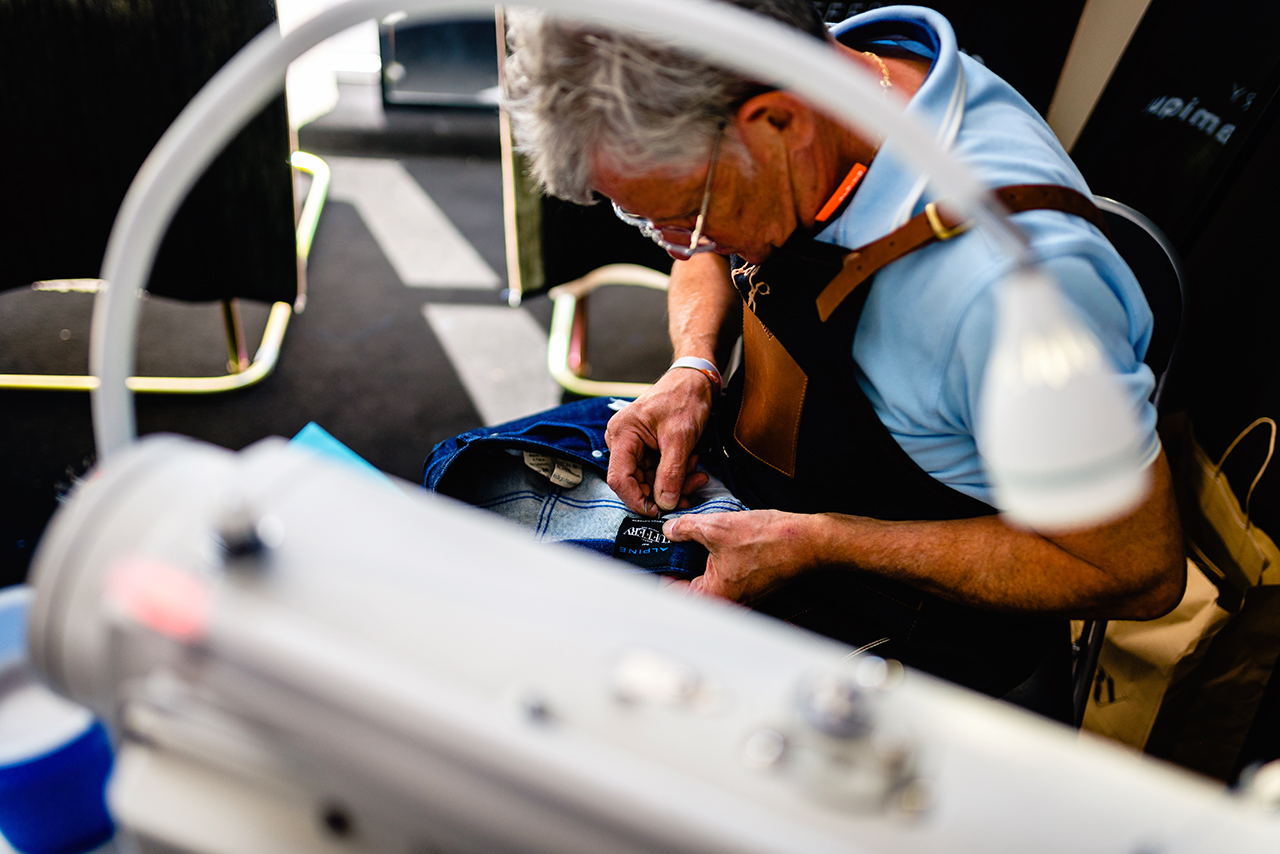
[[611, 517, 708, 577], [612, 518, 678, 570]]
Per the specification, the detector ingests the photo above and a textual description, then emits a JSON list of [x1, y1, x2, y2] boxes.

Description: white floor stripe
[[327, 156, 500, 289], [423, 303, 562, 426]]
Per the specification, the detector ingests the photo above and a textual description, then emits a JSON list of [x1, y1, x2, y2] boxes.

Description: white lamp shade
[[978, 268, 1152, 532]]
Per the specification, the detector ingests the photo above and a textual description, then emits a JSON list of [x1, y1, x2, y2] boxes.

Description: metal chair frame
[[0, 150, 329, 394], [1071, 195, 1189, 727], [545, 263, 671, 398]]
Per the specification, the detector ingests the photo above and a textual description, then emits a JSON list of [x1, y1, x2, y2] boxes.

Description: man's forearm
[[811, 515, 1171, 617], [668, 254, 741, 369], [807, 452, 1186, 619]]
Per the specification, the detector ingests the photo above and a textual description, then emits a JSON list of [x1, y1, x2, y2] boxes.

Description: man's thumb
[[663, 515, 698, 542], [654, 455, 689, 512]]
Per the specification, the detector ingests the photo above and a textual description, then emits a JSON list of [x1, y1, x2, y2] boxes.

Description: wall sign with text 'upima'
[[1071, 0, 1280, 251]]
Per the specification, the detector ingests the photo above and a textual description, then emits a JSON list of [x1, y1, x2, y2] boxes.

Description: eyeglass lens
[[611, 129, 723, 259]]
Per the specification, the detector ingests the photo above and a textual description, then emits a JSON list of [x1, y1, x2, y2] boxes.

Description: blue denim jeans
[[424, 397, 747, 578]]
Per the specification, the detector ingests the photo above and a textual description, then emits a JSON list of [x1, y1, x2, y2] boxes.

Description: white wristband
[[667, 356, 722, 396]]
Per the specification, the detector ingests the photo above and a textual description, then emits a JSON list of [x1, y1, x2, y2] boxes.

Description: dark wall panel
[[1070, 0, 1280, 250], [1161, 107, 1280, 531], [1068, 0, 1280, 537], [381, 19, 500, 107]]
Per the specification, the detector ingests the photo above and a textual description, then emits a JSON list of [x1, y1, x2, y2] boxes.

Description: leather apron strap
[[815, 184, 1107, 321]]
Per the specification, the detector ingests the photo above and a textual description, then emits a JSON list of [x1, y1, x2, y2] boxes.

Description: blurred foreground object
[[23, 435, 1280, 853]]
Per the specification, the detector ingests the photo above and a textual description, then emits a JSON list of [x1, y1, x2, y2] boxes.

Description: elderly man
[[502, 1, 1184, 702]]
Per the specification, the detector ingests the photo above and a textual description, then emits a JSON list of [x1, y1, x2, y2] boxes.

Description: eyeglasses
[[611, 130, 723, 260]]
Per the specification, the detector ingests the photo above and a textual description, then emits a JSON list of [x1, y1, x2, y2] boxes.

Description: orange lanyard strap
[[814, 162, 869, 223]]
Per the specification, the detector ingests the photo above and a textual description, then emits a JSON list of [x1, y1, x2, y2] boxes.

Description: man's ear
[[734, 91, 817, 156]]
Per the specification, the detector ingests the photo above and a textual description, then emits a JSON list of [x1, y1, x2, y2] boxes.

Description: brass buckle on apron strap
[[924, 202, 970, 240]]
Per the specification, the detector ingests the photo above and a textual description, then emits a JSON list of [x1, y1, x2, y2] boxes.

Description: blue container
[[0, 586, 114, 854]]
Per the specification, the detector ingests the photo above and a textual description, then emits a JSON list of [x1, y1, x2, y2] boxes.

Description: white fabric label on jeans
[[523, 451, 583, 488], [550, 461, 583, 489]]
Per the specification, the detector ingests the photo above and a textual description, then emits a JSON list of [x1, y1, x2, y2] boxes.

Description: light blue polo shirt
[[816, 6, 1159, 507]]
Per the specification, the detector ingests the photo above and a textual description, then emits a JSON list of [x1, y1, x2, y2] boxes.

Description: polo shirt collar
[[816, 6, 967, 251]]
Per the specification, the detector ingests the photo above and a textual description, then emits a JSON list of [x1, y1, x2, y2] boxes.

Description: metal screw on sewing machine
[[1237, 759, 1280, 810], [320, 802, 355, 838], [798, 672, 873, 740], [611, 649, 701, 707], [214, 499, 284, 562], [742, 728, 788, 769], [788, 662, 919, 812], [521, 694, 553, 725]]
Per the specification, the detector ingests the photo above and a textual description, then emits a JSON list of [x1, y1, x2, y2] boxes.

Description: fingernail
[[658, 491, 677, 511]]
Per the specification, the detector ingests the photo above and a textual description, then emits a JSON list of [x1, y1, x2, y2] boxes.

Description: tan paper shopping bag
[[1080, 560, 1229, 749], [1080, 414, 1278, 753]]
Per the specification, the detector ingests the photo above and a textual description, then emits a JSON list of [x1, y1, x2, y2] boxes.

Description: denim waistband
[[423, 397, 747, 578]]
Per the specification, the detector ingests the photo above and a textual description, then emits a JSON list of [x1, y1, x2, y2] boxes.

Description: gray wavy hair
[[502, 1, 827, 204]]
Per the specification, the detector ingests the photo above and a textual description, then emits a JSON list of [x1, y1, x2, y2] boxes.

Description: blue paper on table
[[290, 422, 389, 482], [0, 587, 27, 673]]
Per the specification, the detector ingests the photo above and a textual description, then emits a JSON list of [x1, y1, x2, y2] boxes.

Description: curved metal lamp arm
[[90, 0, 1032, 459]]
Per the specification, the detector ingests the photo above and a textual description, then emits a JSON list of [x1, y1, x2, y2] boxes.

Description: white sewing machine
[[25, 434, 1280, 854]]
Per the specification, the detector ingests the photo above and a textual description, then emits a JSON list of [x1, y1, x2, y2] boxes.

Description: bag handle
[[1212, 417, 1278, 523]]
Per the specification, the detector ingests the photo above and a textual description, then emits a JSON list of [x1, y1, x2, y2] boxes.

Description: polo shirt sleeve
[[943, 253, 1163, 498]]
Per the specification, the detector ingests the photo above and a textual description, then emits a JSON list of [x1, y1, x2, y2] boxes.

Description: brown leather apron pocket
[[735, 307, 808, 477]]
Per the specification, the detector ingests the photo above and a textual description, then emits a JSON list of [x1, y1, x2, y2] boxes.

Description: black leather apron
[[701, 210, 1073, 699]]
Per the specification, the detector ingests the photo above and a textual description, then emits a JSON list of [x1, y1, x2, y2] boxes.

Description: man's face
[[592, 144, 798, 265]]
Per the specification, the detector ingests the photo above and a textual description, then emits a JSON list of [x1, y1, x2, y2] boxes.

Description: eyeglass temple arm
[[686, 129, 723, 252]]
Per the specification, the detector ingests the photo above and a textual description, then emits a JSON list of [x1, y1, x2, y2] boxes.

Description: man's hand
[[657, 449, 1186, 620], [663, 510, 819, 602], [605, 369, 714, 516], [605, 252, 740, 516]]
